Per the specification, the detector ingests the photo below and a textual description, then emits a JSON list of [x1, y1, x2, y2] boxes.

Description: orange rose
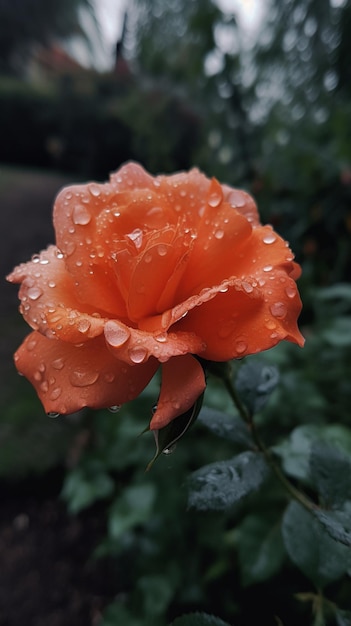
[[7, 163, 304, 429]]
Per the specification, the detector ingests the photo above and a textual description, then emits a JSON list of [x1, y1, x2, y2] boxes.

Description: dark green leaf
[[188, 452, 268, 511], [147, 393, 204, 470], [235, 361, 280, 414], [170, 613, 231, 626], [237, 514, 286, 586], [198, 406, 252, 448], [282, 501, 351, 588], [274, 424, 351, 484], [310, 441, 351, 507], [314, 509, 351, 547]]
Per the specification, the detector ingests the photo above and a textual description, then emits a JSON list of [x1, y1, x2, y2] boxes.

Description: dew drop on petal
[[263, 265, 273, 272], [108, 405, 121, 413], [47, 411, 60, 419], [76, 318, 91, 334], [127, 228, 143, 249], [157, 244, 168, 257], [103, 372, 115, 383], [235, 339, 248, 354], [69, 369, 99, 387], [214, 229, 224, 239], [208, 193, 222, 208], [270, 302, 287, 319], [27, 287, 43, 300], [128, 347, 148, 364], [88, 183, 101, 197], [263, 232, 277, 244], [285, 286, 296, 299], [242, 281, 254, 294], [72, 205, 91, 225], [27, 338, 38, 352], [155, 333, 167, 343], [105, 321, 131, 347], [51, 357, 65, 370], [50, 387, 62, 400], [31, 254, 40, 263], [227, 190, 246, 208]]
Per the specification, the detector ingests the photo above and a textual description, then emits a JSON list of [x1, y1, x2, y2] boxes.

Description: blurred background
[[1, 1, 351, 625]]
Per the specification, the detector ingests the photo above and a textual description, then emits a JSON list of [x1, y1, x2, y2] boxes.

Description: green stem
[[222, 369, 318, 514]]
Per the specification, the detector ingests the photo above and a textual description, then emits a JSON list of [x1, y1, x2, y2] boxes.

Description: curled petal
[[150, 355, 206, 430], [104, 319, 205, 365], [15, 332, 158, 415]]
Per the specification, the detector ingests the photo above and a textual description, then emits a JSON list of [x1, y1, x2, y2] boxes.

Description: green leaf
[[274, 424, 351, 484], [137, 575, 174, 617], [170, 613, 231, 626], [322, 317, 351, 347], [198, 406, 252, 448], [108, 483, 156, 540], [282, 501, 351, 588], [314, 509, 351, 547], [236, 514, 286, 586], [235, 360, 280, 414], [310, 441, 351, 507], [61, 462, 114, 514], [147, 393, 204, 470], [188, 452, 268, 511]]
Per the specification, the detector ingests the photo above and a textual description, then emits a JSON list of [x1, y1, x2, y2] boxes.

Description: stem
[[222, 369, 318, 514]]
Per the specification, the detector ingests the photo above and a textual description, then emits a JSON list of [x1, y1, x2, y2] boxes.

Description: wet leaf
[[198, 406, 252, 449], [188, 451, 268, 511], [235, 360, 280, 414]]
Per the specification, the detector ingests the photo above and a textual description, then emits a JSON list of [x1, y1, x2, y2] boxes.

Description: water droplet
[[227, 190, 246, 208], [285, 286, 296, 299], [40, 381, 49, 393], [50, 387, 62, 400], [127, 228, 143, 249], [31, 254, 40, 263], [157, 244, 168, 257], [65, 242, 76, 256], [39, 258, 49, 265], [34, 370, 42, 381], [270, 302, 287, 319], [69, 370, 99, 387], [128, 347, 148, 364], [214, 229, 224, 239], [48, 280, 56, 288], [105, 321, 131, 347], [26, 338, 37, 352], [88, 183, 101, 197], [155, 333, 167, 343], [163, 444, 177, 455], [47, 411, 60, 419], [235, 339, 248, 354], [208, 193, 222, 207], [72, 205, 91, 225], [263, 232, 277, 244], [108, 405, 121, 413], [263, 265, 273, 272], [27, 287, 43, 300], [55, 250, 65, 259], [52, 357, 64, 370], [77, 319, 91, 334], [242, 281, 254, 294], [265, 319, 277, 330]]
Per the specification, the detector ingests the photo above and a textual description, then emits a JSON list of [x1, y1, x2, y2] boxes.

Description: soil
[[0, 166, 115, 625]]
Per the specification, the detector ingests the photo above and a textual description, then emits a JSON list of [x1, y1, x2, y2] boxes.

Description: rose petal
[[7, 246, 107, 342], [176, 269, 304, 360], [15, 331, 158, 415], [150, 354, 206, 430], [104, 319, 205, 365]]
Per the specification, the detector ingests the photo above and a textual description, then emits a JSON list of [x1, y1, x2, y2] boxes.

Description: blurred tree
[[0, 0, 98, 74]]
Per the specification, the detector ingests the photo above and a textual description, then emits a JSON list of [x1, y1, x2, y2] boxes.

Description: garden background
[[1, 1, 351, 625]]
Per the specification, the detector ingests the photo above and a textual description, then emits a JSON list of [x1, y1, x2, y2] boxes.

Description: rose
[[7, 163, 304, 429]]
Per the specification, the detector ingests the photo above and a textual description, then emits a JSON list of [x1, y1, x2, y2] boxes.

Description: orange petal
[[176, 268, 304, 360], [104, 319, 205, 365], [7, 246, 106, 342], [15, 332, 158, 415], [150, 355, 206, 430]]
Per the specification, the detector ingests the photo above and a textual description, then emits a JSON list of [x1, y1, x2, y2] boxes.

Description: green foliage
[[187, 452, 268, 511]]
